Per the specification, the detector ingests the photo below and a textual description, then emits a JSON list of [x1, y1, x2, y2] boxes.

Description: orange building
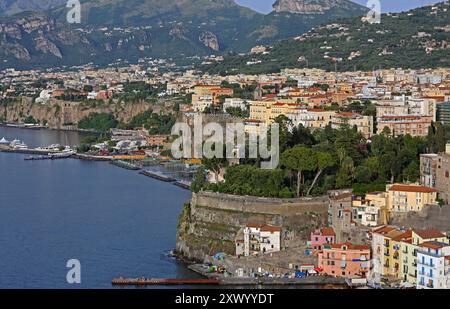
[[318, 242, 371, 278]]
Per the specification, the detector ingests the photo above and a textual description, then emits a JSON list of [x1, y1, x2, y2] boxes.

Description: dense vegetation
[[121, 110, 177, 135], [192, 118, 450, 198], [78, 113, 118, 132], [114, 82, 166, 102]]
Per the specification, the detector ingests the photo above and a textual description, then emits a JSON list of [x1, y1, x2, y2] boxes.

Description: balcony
[[418, 260, 435, 267]]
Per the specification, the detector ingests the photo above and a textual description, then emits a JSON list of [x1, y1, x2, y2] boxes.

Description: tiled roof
[[320, 227, 336, 237], [389, 184, 437, 193], [419, 241, 449, 250], [414, 229, 446, 239]]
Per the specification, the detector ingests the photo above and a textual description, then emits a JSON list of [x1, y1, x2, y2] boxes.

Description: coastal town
[[2, 61, 450, 289], [2, 0, 450, 292]]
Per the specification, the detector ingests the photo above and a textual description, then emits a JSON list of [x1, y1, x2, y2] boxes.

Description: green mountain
[[0, 0, 368, 69], [0, 0, 66, 16], [203, 1, 450, 75]]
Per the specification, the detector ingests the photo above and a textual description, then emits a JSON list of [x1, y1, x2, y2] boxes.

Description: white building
[[223, 98, 247, 112], [238, 224, 281, 257], [193, 94, 214, 112], [35, 89, 52, 103], [417, 241, 450, 289], [87, 91, 98, 100]]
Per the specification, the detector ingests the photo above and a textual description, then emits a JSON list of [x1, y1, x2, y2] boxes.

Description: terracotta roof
[[372, 225, 397, 235], [392, 230, 412, 241], [330, 242, 370, 251], [414, 229, 446, 239], [389, 184, 437, 193], [260, 225, 282, 232], [307, 108, 327, 113], [337, 112, 354, 117], [420, 241, 449, 250], [320, 227, 335, 237]]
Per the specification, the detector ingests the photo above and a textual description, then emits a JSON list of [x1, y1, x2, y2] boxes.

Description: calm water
[[0, 127, 196, 288]]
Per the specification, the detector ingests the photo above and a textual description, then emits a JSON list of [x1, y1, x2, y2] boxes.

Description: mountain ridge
[[0, 0, 368, 69], [203, 1, 450, 74]]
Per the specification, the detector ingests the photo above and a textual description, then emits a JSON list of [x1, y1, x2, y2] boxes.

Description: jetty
[[140, 170, 176, 182], [173, 180, 192, 190], [111, 160, 140, 170], [111, 277, 219, 286]]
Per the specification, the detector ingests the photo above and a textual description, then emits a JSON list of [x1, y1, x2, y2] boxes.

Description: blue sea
[[0, 127, 197, 288]]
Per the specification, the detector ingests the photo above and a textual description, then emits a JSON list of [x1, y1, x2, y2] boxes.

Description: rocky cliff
[[1, 97, 152, 130], [0, 0, 369, 69], [176, 191, 329, 262], [272, 0, 366, 14]]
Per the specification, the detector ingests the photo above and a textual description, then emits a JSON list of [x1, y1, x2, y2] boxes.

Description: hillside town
[[2, 62, 450, 289]]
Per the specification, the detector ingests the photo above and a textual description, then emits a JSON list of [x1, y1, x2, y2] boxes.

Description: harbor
[[111, 277, 219, 286], [186, 264, 348, 287]]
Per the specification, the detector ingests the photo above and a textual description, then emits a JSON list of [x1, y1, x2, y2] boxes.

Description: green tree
[[336, 157, 355, 189], [306, 151, 335, 196], [281, 146, 316, 197]]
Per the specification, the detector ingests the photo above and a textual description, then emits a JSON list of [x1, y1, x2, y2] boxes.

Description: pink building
[[318, 242, 370, 278], [309, 227, 336, 251]]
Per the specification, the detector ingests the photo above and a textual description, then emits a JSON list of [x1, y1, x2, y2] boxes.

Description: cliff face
[[272, 0, 366, 14], [1, 97, 152, 130], [176, 191, 329, 262]]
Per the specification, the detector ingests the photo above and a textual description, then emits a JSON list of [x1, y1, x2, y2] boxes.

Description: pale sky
[[235, 0, 443, 13]]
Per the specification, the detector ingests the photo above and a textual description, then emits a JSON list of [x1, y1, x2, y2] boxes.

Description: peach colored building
[[318, 242, 370, 278]]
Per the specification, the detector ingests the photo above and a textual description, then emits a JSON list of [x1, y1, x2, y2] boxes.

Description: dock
[[111, 160, 140, 170], [25, 152, 74, 160], [111, 277, 219, 286], [173, 180, 192, 190], [139, 170, 176, 182], [187, 264, 347, 286]]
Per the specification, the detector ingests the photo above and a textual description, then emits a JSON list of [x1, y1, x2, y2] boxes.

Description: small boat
[[10, 139, 28, 150]]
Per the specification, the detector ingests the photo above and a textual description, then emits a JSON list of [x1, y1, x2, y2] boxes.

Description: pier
[[187, 264, 347, 286], [111, 277, 219, 286], [111, 160, 140, 170], [139, 170, 177, 182]]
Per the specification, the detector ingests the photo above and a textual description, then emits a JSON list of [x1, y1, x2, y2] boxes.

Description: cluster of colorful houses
[[232, 183, 450, 288], [186, 68, 450, 141]]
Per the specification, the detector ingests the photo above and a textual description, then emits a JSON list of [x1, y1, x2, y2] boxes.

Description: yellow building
[[191, 85, 233, 112], [249, 100, 273, 124], [387, 184, 438, 213], [249, 100, 301, 125], [331, 112, 374, 138], [401, 229, 448, 285], [382, 229, 408, 279]]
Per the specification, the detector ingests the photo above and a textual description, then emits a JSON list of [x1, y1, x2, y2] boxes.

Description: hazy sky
[[235, 0, 443, 13]]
